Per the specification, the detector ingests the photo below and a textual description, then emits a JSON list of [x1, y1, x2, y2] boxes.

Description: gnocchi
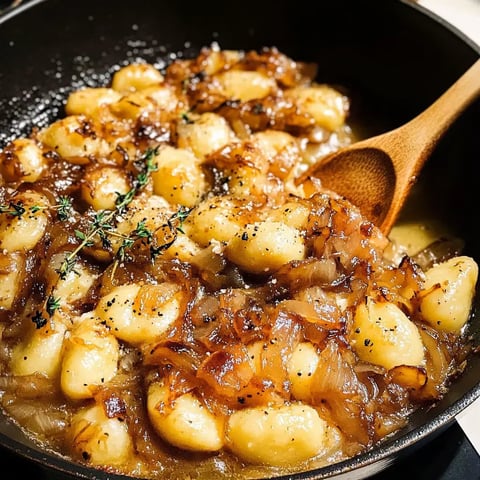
[[420, 256, 478, 333], [147, 382, 224, 452], [0, 252, 24, 310], [176, 112, 238, 160], [0, 138, 48, 183], [151, 145, 208, 207], [38, 115, 109, 162], [0, 190, 49, 252], [65, 87, 122, 118], [95, 283, 184, 345], [60, 315, 119, 400], [44, 254, 99, 307], [112, 63, 164, 92], [225, 220, 306, 274], [110, 85, 178, 121], [349, 296, 425, 370], [284, 84, 349, 131], [287, 342, 320, 401], [81, 166, 131, 211], [226, 403, 341, 466], [185, 194, 244, 247], [11, 313, 67, 378], [0, 46, 477, 480], [216, 70, 276, 102], [67, 403, 133, 466]]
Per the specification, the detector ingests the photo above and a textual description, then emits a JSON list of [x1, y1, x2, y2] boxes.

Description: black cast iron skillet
[[0, 0, 479, 478]]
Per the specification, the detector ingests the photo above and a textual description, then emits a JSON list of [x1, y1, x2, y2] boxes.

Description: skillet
[[0, 0, 479, 478]]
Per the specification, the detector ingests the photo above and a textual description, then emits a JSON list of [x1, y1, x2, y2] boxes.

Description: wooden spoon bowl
[[296, 58, 480, 235]]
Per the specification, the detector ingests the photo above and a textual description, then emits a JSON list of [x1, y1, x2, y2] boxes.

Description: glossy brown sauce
[[0, 46, 477, 479]]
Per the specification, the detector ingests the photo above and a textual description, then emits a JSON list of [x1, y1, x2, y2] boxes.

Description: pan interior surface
[[0, 1, 479, 479]]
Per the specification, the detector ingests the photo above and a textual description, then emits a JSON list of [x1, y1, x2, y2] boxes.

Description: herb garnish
[[56, 146, 160, 280], [31, 294, 62, 329], [13, 145, 192, 329], [0, 195, 73, 221], [0, 201, 26, 217]]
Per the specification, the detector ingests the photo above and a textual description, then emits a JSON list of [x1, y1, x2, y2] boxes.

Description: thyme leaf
[[170, 205, 192, 234], [31, 294, 61, 329], [0, 196, 73, 221], [0, 201, 26, 217], [46, 295, 61, 317], [57, 146, 160, 280], [56, 196, 73, 221]]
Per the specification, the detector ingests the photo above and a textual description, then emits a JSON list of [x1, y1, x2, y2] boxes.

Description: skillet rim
[[0, 0, 479, 479]]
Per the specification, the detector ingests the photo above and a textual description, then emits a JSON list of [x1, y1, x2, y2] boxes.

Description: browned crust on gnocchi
[[0, 46, 477, 479]]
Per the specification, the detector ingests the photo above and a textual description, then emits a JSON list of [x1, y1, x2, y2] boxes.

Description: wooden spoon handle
[[389, 58, 480, 172], [377, 58, 480, 233], [297, 58, 480, 235]]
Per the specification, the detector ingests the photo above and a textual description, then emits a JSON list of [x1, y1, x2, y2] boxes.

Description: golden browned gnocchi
[[0, 46, 477, 480], [81, 166, 131, 211], [226, 403, 341, 466], [147, 382, 225, 452], [109, 85, 179, 121], [420, 256, 478, 333], [176, 112, 238, 159], [10, 312, 67, 378], [67, 403, 134, 466], [284, 84, 349, 131], [60, 315, 119, 400], [151, 145, 208, 207], [287, 342, 320, 401], [225, 220, 306, 273], [0, 190, 49, 251], [185, 194, 244, 247], [111, 63, 164, 93], [349, 296, 425, 370], [216, 70, 276, 102], [95, 283, 184, 345], [0, 252, 25, 310], [65, 87, 122, 118], [0, 138, 48, 183], [44, 254, 99, 307], [38, 114, 110, 162]]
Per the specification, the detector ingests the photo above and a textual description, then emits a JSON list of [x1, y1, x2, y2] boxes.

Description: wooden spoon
[[296, 58, 480, 235]]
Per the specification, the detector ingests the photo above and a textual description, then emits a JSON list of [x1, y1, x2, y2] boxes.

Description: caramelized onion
[[415, 326, 452, 400], [278, 299, 342, 329], [0, 44, 475, 479], [5, 401, 67, 436]]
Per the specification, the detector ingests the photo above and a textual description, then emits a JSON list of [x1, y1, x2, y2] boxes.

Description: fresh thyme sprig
[[171, 206, 191, 234], [180, 112, 194, 124], [31, 294, 61, 329], [28, 146, 192, 328], [108, 219, 154, 278], [0, 201, 27, 217], [46, 295, 62, 316], [115, 147, 159, 213], [115, 219, 153, 261], [57, 146, 159, 280], [109, 205, 192, 279], [0, 195, 73, 221], [149, 205, 192, 259], [55, 196, 73, 221]]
